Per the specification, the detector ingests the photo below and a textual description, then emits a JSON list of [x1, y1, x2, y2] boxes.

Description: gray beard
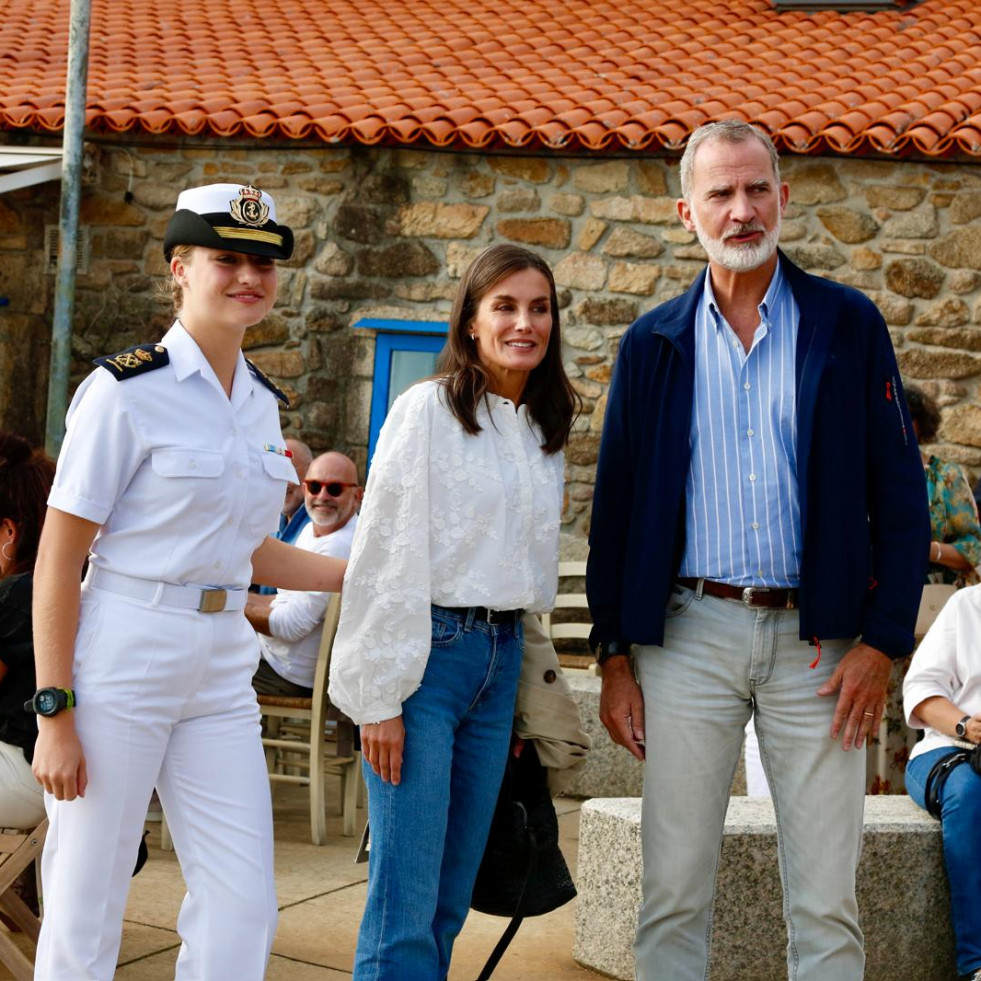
[[693, 216, 781, 273]]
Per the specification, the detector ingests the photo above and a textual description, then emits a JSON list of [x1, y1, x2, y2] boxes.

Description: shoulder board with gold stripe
[[246, 358, 290, 408], [93, 344, 169, 380]]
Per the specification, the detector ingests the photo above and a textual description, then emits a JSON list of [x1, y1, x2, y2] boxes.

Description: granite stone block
[[564, 674, 645, 799], [563, 673, 748, 798], [574, 796, 954, 981]]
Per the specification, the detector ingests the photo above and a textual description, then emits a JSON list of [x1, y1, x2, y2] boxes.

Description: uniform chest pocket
[[151, 448, 225, 478], [261, 452, 299, 482]]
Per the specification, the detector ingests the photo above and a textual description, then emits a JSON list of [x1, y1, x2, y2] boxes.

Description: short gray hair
[[679, 121, 781, 201]]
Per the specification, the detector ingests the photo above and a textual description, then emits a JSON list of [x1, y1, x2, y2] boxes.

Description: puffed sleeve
[[903, 589, 963, 729], [328, 382, 436, 724], [47, 369, 148, 524]]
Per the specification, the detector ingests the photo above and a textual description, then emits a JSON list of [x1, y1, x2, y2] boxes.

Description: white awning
[[0, 147, 63, 194]]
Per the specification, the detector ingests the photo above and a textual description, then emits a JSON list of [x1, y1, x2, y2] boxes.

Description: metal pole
[[45, 0, 92, 458]]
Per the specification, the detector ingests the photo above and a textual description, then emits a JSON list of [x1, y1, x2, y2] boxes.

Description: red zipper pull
[[809, 636, 822, 669]]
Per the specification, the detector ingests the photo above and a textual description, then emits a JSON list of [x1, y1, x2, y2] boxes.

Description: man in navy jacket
[[587, 121, 929, 981]]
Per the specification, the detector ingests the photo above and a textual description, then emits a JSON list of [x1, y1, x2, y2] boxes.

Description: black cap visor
[[164, 210, 294, 261]]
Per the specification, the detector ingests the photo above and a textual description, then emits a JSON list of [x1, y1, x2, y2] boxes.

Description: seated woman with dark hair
[[906, 383, 981, 587], [868, 384, 981, 794], [0, 431, 55, 830], [904, 586, 981, 981]]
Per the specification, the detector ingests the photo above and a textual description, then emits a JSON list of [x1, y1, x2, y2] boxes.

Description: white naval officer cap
[[163, 183, 294, 262]]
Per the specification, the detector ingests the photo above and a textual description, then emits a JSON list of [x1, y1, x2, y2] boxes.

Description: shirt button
[[743, 382, 751, 390], [226, 518, 234, 526], [543, 669, 557, 684], [189, 460, 197, 470], [747, 428, 754, 437], [236, 469, 245, 479], [749, 474, 757, 482], [757, 569, 764, 577], [752, 522, 760, 530]]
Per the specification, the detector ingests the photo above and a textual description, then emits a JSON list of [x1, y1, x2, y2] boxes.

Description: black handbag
[[470, 741, 576, 980]]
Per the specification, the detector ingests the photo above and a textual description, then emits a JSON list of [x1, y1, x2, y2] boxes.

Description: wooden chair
[[257, 593, 362, 843], [541, 561, 590, 642], [541, 561, 597, 671], [0, 819, 47, 981]]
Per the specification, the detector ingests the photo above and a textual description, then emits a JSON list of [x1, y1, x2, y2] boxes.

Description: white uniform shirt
[[259, 516, 358, 687], [329, 379, 565, 724], [49, 321, 296, 588], [904, 584, 981, 762]]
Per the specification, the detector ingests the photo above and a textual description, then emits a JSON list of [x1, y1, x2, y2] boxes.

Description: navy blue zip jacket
[[586, 252, 930, 660]]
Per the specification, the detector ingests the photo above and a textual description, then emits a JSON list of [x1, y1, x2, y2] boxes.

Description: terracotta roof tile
[[2, 0, 980, 157]]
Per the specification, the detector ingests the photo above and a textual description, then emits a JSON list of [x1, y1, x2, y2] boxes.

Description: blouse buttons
[[543, 669, 557, 684]]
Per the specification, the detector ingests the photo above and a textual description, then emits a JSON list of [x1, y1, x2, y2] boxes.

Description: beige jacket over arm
[[514, 613, 592, 795]]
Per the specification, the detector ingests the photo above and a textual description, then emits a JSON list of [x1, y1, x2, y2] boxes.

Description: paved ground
[[2, 779, 601, 980]]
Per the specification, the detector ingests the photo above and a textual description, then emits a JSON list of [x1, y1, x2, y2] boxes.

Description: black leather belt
[[438, 606, 524, 626], [677, 578, 798, 610]]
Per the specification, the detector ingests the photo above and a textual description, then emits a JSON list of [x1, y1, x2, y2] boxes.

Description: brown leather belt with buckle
[[677, 577, 798, 609]]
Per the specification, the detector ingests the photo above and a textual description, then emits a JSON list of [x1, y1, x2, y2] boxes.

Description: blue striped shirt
[[679, 264, 801, 588]]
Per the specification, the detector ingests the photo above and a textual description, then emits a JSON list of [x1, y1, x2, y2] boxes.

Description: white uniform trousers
[[35, 584, 277, 981]]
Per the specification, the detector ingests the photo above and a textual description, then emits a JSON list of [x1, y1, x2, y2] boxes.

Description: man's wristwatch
[[595, 640, 631, 666], [955, 715, 971, 739], [24, 687, 76, 717]]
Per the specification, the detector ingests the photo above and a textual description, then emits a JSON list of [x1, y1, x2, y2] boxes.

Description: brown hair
[[159, 244, 195, 314], [436, 244, 578, 454], [0, 432, 55, 577], [904, 383, 941, 443]]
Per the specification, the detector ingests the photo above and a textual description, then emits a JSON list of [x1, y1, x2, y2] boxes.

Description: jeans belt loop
[[464, 607, 477, 631]]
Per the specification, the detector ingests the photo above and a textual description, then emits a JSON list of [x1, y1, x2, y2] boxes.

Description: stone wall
[[1, 140, 979, 552], [0, 184, 59, 445]]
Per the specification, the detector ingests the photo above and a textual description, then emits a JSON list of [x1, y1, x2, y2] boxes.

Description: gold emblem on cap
[[229, 185, 270, 228]]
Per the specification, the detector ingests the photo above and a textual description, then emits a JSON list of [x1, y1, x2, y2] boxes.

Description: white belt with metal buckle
[[86, 568, 247, 614]]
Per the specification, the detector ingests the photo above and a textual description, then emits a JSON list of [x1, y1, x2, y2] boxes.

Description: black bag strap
[[475, 812, 539, 981], [924, 748, 972, 819]]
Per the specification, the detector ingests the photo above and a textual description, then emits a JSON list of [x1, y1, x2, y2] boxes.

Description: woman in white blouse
[[903, 585, 981, 981], [330, 244, 576, 980]]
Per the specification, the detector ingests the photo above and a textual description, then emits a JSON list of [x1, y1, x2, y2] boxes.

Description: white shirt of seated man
[[247, 451, 361, 688]]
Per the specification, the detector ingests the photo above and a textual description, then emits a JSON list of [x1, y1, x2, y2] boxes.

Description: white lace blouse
[[328, 379, 565, 724]]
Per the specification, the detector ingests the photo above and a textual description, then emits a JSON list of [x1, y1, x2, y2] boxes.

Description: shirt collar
[[702, 261, 785, 331], [162, 320, 254, 402]]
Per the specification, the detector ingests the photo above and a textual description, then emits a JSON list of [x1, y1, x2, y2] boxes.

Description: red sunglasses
[[302, 479, 358, 497]]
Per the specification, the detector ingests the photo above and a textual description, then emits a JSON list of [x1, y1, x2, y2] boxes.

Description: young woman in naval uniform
[[29, 183, 345, 981]]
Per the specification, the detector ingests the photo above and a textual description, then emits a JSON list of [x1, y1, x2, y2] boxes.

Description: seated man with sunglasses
[[247, 452, 362, 697]]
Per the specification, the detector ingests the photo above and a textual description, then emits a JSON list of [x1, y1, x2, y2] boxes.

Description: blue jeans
[[633, 585, 866, 981], [353, 607, 523, 981], [907, 747, 981, 977]]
